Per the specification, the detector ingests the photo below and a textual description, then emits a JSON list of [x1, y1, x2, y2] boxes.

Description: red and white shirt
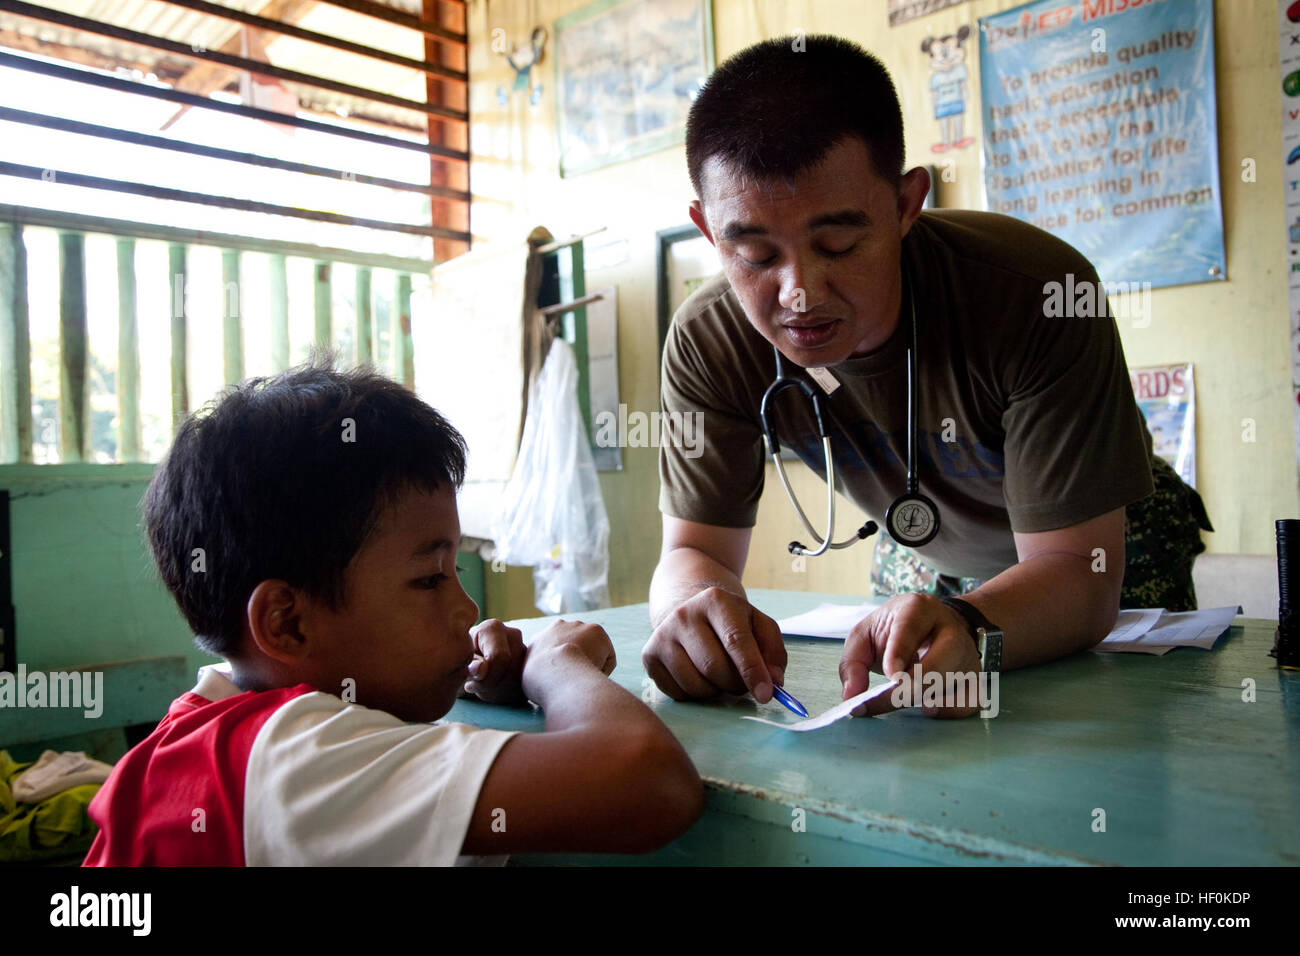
[[84, 664, 517, 866]]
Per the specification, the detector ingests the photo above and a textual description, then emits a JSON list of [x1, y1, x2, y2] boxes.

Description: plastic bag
[[491, 339, 611, 614]]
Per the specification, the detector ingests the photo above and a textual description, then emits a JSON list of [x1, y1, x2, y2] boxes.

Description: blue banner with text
[[979, 0, 1224, 289]]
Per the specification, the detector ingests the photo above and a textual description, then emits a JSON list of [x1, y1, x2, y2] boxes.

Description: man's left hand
[[839, 593, 983, 719]]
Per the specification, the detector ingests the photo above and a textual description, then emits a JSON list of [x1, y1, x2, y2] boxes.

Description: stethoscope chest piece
[[765, 260, 939, 558], [885, 491, 940, 547]]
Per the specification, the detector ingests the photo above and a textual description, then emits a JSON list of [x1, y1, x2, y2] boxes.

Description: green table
[[446, 590, 1299, 866]]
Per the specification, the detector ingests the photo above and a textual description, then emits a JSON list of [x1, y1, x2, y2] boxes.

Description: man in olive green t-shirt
[[643, 35, 1210, 718]]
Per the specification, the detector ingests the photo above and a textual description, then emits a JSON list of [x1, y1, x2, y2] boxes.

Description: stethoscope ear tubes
[[885, 492, 940, 547]]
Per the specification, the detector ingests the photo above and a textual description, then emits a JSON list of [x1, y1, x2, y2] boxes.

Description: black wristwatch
[[939, 597, 1003, 675]]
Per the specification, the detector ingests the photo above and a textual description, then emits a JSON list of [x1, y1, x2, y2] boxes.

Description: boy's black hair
[[685, 34, 905, 197], [143, 360, 467, 657]]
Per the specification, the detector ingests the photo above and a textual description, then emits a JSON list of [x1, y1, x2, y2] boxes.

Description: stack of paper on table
[[775, 602, 1242, 656], [776, 602, 881, 641], [1094, 605, 1242, 655]]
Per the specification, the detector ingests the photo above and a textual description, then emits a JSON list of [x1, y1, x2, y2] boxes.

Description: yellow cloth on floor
[[0, 749, 102, 863], [13, 749, 113, 803]]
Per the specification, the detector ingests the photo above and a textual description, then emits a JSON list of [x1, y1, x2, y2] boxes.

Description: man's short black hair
[[143, 360, 467, 658], [685, 34, 904, 197]]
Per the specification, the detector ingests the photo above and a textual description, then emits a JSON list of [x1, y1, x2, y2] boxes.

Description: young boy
[[83, 362, 703, 865]]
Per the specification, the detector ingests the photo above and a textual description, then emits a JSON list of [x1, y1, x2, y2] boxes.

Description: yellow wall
[[469, 0, 1293, 620]]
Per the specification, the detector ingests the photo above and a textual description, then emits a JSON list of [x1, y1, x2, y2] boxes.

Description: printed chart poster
[[553, 0, 712, 177], [980, 0, 1225, 289], [1130, 362, 1196, 488]]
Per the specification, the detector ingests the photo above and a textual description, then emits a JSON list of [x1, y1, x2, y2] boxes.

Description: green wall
[[1, 465, 214, 678], [0, 464, 489, 679]]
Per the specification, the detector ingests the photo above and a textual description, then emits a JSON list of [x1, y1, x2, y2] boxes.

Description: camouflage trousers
[[871, 456, 1213, 611]]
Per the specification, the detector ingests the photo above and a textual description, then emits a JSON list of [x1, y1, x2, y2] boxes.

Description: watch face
[[886, 493, 939, 546]]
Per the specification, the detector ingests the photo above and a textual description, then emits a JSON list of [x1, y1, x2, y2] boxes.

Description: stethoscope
[[759, 264, 941, 557]]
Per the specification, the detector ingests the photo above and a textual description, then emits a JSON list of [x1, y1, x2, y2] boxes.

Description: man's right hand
[[641, 586, 787, 704]]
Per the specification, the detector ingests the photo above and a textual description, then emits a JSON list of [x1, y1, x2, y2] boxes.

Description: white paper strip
[[743, 680, 900, 732]]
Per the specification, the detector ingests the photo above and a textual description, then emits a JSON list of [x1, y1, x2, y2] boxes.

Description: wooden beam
[[2, 10, 456, 138], [269, 253, 289, 371], [0, 222, 32, 463], [162, 0, 317, 128], [158, 0, 467, 83], [169, 244, 189, 430], [0, 107, 457, 199], [355, 267, 372, 365], [0, 26, 187, 82], [116, 238, 142, 463], [2, 203, 433, 274], [295, 101, 427, 138], [424, 0, 469, 264], [0, 54, 460, 158], [558, 243, 591, 440], [314, 0, 467, 45], [57, 232, 89, 463], [394, 272, 413, 388], [0, 161, 466, 240], [314, 261, 331, 349], [3, 14, 461, 149], [222, 249, 243, 385], [4, 2, 465, 123]]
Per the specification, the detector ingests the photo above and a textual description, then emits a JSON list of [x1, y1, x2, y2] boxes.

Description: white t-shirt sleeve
[[242, 691, 518, 866]]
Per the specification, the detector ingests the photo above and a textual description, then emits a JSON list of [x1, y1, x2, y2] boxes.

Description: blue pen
[[770, 683, 808, 718]]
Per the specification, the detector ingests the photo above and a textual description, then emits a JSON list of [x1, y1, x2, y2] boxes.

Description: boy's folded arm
[[241, 691, 520, 866], [461, 651, 705, 856], [240, 648, 702, 863]]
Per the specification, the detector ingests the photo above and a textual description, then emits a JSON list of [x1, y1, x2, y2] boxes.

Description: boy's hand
[[522, 620, 616, 703], [462, 619, 527, 705]]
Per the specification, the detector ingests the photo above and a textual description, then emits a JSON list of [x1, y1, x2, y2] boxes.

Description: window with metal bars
[[0, 0, 469, 464]]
